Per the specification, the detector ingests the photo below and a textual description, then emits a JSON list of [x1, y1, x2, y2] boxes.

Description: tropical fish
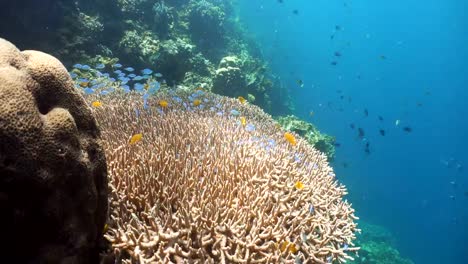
[[238, 96, 247, 104], [379, 129, 386, 136], [280, 241, 298, 254], [129, 133, 143, 145], [158, 100, 168, 108], [81, 65, 91, 70], [403, 126, 412, 133], [141, 68, 153, 75], [124, 67, 135, 72], [96, 63, 105, 69], [284, 132, 297, 146], [240, 116, 246, 126], [193, 99, 201, 107], [309, 111, 314, 117], [113, 63, 122, 68], [358, 128, 365, 138], [395, 119, 400, 126], [294, 181, 304, 190], [91, 101, 102, 107], [230, 109, 240, 116], [296, 79, 304, 87], [83, 88, 94, 94], [245, 123, 256, 132]]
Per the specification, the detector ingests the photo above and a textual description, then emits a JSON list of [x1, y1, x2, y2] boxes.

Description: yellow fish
[[240, 116, 246, 126], [294, 181, 305, 190], [238, 96, 246, 104], [129, 133, 143, 145], [144, 83, 149, 90], [284, 132, 297, 146], [103, 223, 109, 233], [193, 99, 201, 106], [91, 101, 102, 107], [79, 82, 89, 88], [279, 241, 298, 254], [158, 100, 168, 108]]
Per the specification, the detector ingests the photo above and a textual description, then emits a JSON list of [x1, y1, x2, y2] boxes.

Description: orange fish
[[284, 132, 297, 146], [238, 96, 246, 104], [129, 133, 143, 145], [91, 101, 102, 107], [193, 99, 201, 106], [158, 100, 168, 108]]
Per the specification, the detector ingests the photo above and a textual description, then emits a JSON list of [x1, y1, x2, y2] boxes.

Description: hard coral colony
[[69, 62, 359, 263]]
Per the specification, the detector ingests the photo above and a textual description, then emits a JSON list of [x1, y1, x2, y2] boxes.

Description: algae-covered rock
[[0, 38, 108, 263], [276, 115, 336, 161]]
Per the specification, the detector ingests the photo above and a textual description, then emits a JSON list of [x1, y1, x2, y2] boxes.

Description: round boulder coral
[[0, 38, 108, 262], [86, 88, 359, 263]]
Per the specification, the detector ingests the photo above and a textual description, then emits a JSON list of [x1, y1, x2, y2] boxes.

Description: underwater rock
[[212, 55, 246, 96], [0, 39, 108, 263], [277, 115, 336, 161]]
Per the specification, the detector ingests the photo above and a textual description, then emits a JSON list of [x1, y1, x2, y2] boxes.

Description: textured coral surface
[[86, 90, 359, 263], [0, 38, 108, 263]]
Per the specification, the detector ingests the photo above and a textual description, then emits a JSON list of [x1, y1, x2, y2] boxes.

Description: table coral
[[0, 38, 108, 263]]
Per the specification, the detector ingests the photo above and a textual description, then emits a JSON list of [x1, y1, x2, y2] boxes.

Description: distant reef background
[[0, 0, 338, 157]]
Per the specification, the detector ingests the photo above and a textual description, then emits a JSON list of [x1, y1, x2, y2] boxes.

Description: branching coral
[[86, 88, 359, 263]]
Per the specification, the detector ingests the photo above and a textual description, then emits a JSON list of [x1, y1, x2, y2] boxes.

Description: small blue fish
[[81, 65, 91, 70], [134, 83, 144, 92], [73, 63, 83, 69], [118, 72, 126, 77], [83, 88, 94, 94], [118, 76, 130, 83], [172, 96, 182, 103], [121, 85, 130, 93], [309, 204, 315, 214], [109, 78, 116, 82], [245, 124, 256, 132], [203, 98, 209, 103], [102, 73, 110, 78], [154, 73, 163, 77], [133, 76, 144, 81], [141, 68, 153, 75], [100, 90, 110, 95], [69, 72, 78, 78], [343, 244, 349, 251], [124, 67, 134, 72], [128, 73, 136, 78], [96, 63, 105, 69], [113, 63, 122, 68], [114, 70, 122, 74], [77, 77, 89, 83], [230, 109, 240, 116]]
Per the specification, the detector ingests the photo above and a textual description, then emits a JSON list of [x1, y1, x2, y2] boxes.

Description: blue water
[[237, 0, 468, 263]]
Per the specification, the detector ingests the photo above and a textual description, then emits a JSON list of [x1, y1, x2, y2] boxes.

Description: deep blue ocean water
[[237, 0, 468, 263]]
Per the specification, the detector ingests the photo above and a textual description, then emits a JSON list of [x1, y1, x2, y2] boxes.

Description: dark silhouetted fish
[[278, 0, 283, 3], [358, 128, 365, 138], [350, 123, 355, 129], [330, 34, 335, 40], [379, 129, 385, 136], [293, 9, 299, 15], [403, 126, 412, 133], [334, 142, 341, 147], [364, 108, 368, 117], [378, 115, 383, 121], [331, 61, 338, 66], [335, 25, 341, 30], [334, 51, 342, 57], [342, 162, 348, 168], [340, 95, 344, 100], [364, 142, 370, 154]]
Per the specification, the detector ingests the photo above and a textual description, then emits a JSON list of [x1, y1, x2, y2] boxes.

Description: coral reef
[[95, 90, 358, 263], [0, 0, 293, 115], [349, 222, 414, 264], [0, 39, 108, 262], [277, 115, 337, 161], [67, 63, 359, 262]]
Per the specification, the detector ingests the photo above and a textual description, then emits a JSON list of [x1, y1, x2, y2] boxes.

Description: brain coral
[[87, 87, 359, 263], [0, 38, 108, 262]]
